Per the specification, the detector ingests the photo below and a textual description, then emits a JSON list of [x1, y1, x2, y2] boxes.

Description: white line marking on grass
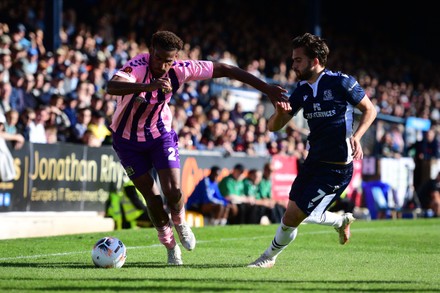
[[0, 228, 375, 261]]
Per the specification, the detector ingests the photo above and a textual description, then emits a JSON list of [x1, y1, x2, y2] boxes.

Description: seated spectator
[[243, 168, 263, 224], [186, 166, 230, 226], [257, 162, 286, 224], [218, 163, 248, 224]]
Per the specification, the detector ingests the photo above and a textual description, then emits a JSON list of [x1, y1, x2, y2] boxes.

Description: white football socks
[[264, 220, 298, 258]]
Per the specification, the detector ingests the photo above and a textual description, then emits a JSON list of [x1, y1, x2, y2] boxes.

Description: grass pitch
[[0, 218, 439, 292]]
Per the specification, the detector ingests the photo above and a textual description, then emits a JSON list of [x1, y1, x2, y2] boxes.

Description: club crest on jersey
[[122, 67, 133, 74], [323, 90, 334, 101]]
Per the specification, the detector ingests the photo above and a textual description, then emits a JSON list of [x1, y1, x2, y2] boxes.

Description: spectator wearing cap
[[11, 23, 31, 51], [77, 64, 90, 83], [22, 47, 39, 75]]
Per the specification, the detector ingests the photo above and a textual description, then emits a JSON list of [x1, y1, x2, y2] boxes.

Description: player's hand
[[350, 136, 363, 160], [266, 84, 288, 104], [152, 77, 172, 93], [275, 100, 292, 114]]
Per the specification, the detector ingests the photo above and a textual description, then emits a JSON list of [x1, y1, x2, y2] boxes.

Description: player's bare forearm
[[212, 63, 287, 103], [267, 102, 292, 131], [106, 79, 150, 95], [353, 96, 377, 140]]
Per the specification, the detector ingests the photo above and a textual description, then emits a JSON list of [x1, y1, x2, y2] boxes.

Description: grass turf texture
[[0, 218, 439, 292]]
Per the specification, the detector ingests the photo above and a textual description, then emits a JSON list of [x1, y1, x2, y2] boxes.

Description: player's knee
[[165, 188, 183, 205]]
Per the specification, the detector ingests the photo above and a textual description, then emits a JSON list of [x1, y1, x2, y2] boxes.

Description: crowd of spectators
[[0, 0, 439, 169]]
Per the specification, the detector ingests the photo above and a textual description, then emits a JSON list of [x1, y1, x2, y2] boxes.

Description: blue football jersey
[[289, 70, 365, 163]]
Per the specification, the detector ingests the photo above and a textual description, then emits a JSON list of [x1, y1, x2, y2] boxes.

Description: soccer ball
[[91, 237, 127, 268]]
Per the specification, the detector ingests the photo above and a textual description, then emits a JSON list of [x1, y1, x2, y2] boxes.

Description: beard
[[295, 62, 313, 81]]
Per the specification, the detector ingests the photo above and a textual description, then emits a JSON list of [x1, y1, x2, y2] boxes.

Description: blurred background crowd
[[0, 0, 439, 191]]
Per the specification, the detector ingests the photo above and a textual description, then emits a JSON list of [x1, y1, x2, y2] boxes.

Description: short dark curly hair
[[151, 31, 184, 51], [292, 33, 329, 66]]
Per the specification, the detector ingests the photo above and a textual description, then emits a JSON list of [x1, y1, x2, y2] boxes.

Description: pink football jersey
[[109, 53, 214, 141]]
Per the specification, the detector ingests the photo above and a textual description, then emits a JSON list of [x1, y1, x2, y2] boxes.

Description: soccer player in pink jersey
[[106, 31, 287, 265]]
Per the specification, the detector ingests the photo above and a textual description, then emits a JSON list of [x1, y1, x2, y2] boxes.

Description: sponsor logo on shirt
[[305, 110, 336, 119], [125, 166, 135, 177]]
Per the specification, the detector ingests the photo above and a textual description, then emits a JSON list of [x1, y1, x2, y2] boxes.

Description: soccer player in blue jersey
[[248, 33, 377, 268]]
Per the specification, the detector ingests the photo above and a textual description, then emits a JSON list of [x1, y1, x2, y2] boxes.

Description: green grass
[[1, 219, 439, 292]]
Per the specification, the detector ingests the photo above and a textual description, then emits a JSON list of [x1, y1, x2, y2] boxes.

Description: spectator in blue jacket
[[186, 166, 231, 225]]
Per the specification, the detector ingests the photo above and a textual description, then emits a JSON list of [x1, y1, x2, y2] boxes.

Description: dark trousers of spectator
[[269, 204, 286, 223], [253, 204, 286, 224], [246, 204, 263, 224], [228, 203, 254, 224]]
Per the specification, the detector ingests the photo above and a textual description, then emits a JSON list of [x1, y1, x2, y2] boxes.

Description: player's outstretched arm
[[212, 62, 288, 105]]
